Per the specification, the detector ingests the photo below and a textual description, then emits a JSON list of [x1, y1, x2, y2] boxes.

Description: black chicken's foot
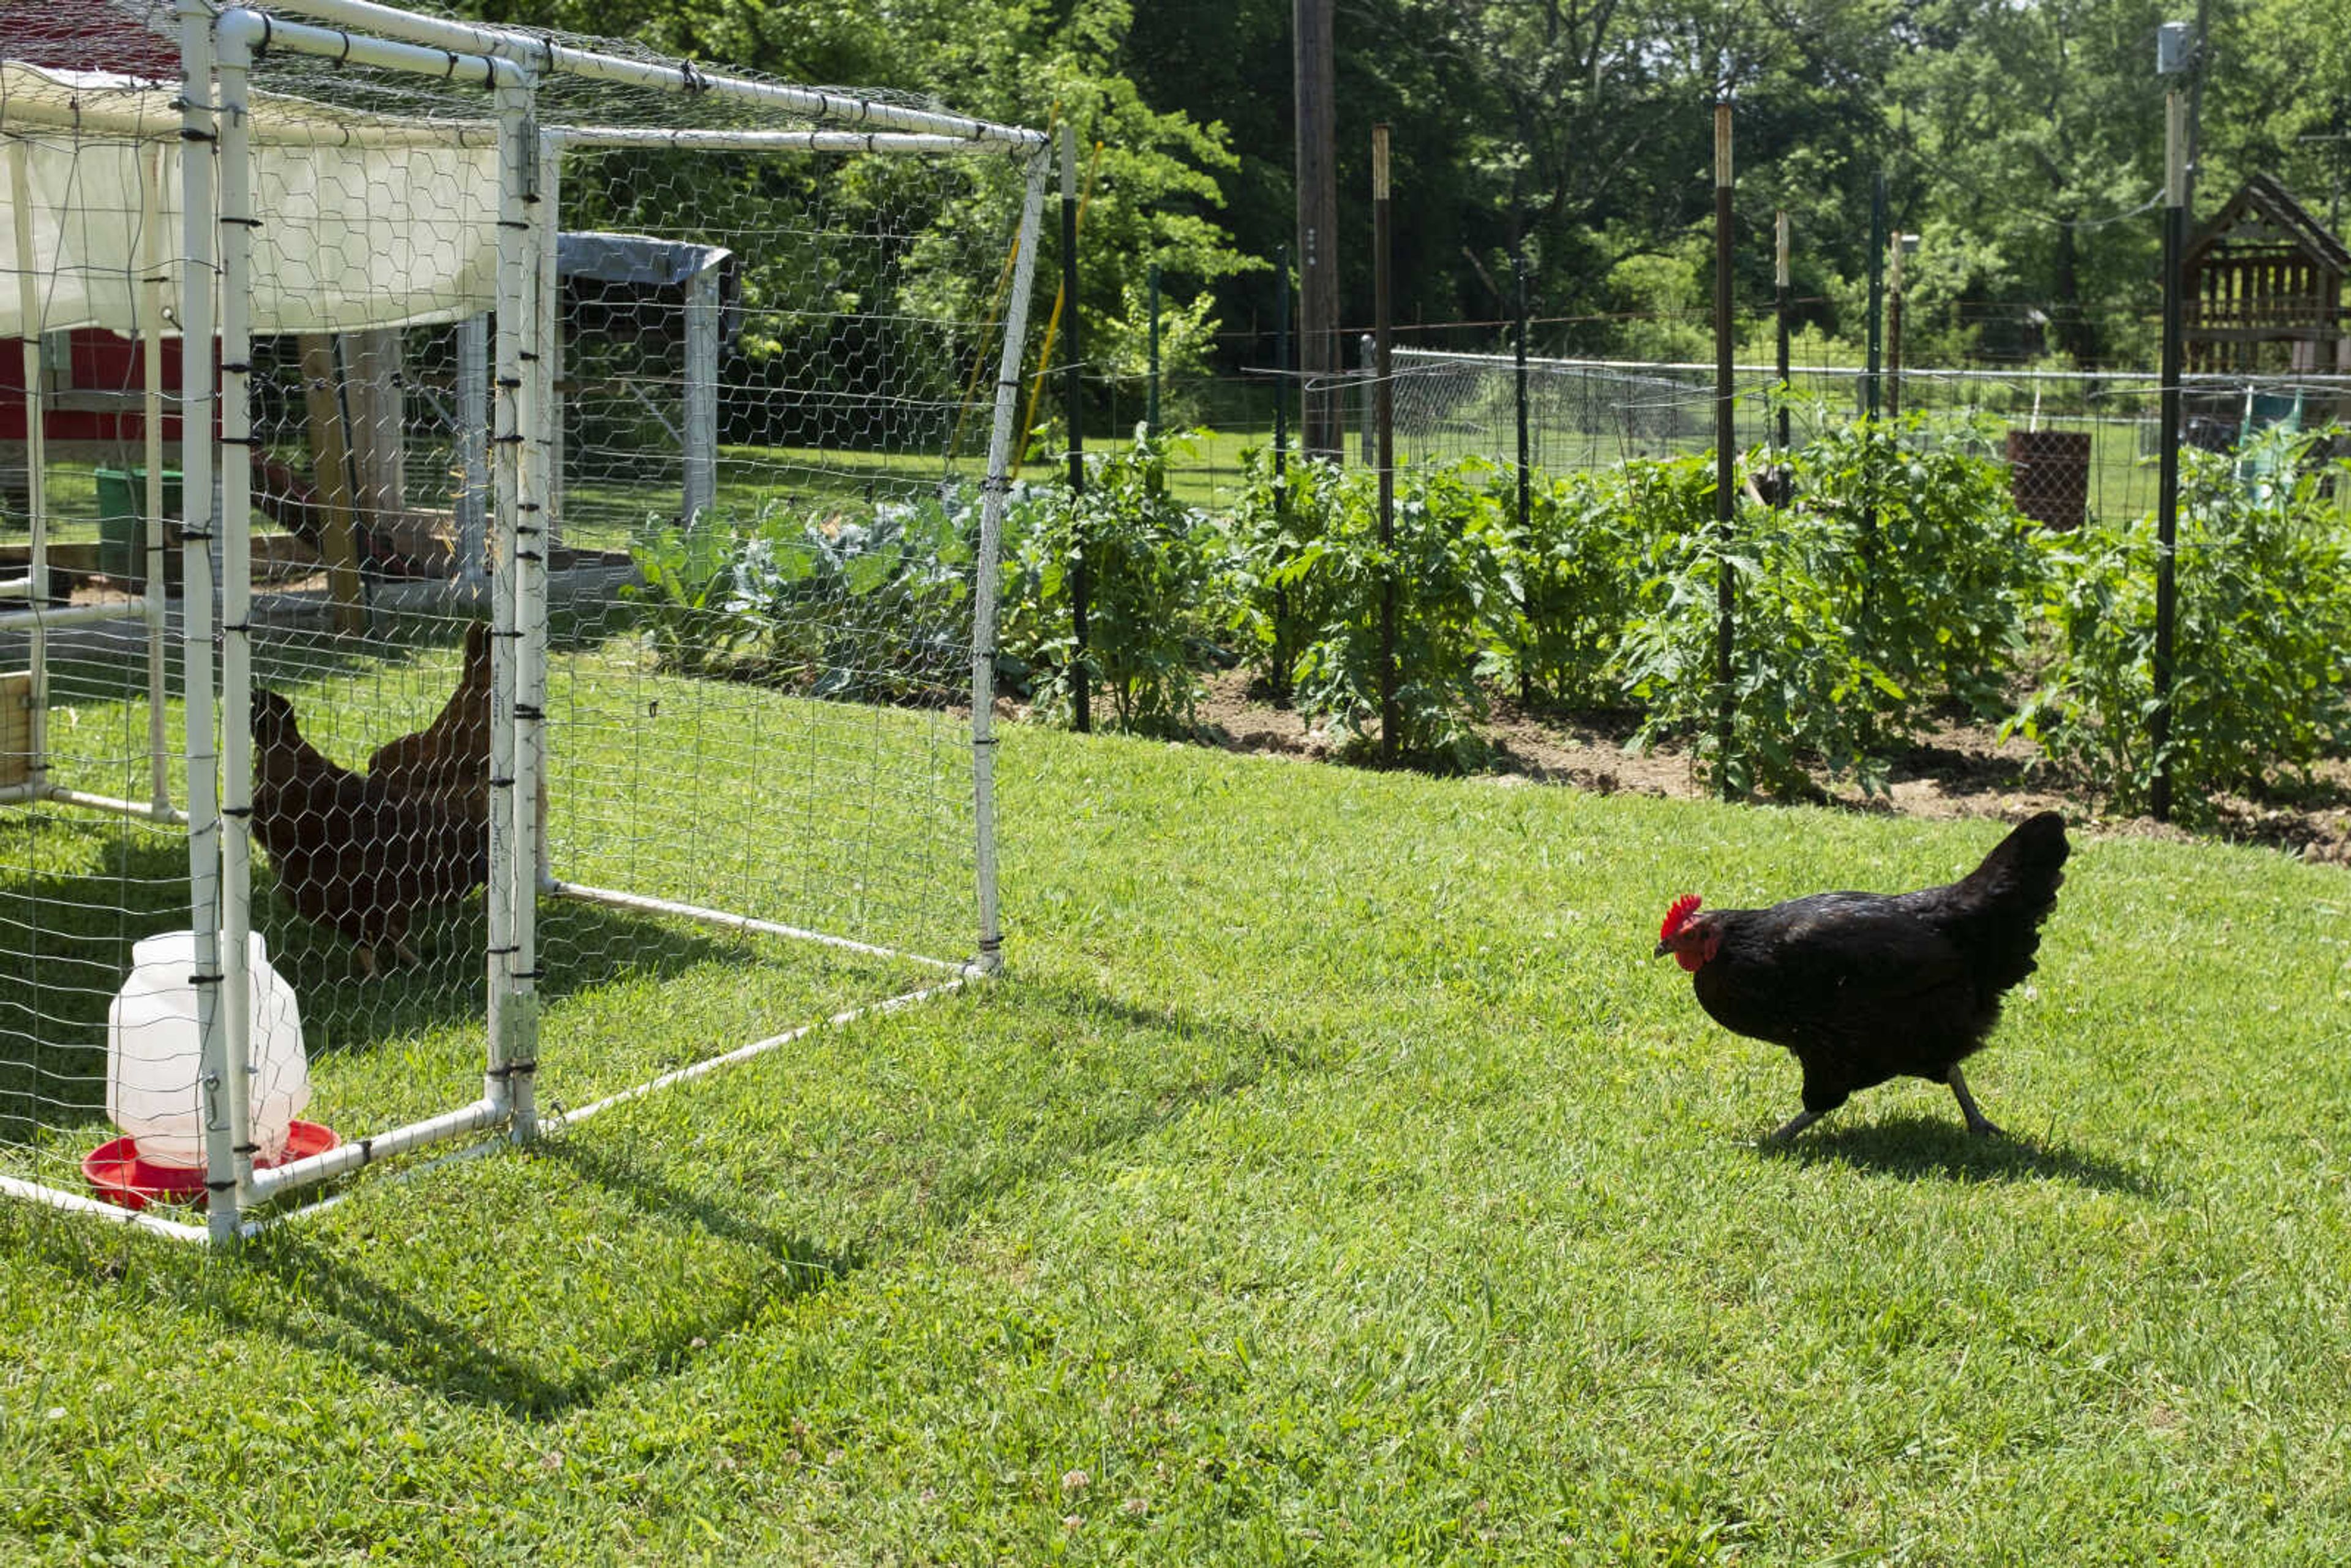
[[1946, 1065, 2003, 1138], [1763, 1109, 1822, 1144]]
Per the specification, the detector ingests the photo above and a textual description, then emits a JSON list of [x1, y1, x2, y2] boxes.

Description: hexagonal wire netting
[[0, 0, 1047, 1240]]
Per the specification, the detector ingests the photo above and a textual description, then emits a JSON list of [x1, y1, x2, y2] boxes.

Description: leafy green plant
[[1618, 415, 2043, 797], [626, 487, 988, 703], [1794, 411, 2045, 722], [1224, 445, 1349, 705], [625, 505, 758, 681], [999, 427, 1227, 736], [2008, 429, 2351, 817], [1481, 457, 1676, 710], [1256, 458, 1507, 770], [1619, 471, 1905, 797]]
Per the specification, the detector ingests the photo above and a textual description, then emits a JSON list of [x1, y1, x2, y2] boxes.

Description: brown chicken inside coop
[[366, 619, 492, 824], [249, 670, 490, 978]]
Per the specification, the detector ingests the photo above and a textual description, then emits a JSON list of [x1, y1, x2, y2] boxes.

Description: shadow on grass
[[224, 1171, 865, 1419], [1764, 1111, 2158, 1196], [152, 981, 1319, 1419]]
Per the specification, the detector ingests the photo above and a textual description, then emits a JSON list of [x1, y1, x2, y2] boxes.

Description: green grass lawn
[[4, 716, 2351, 1562], [3, 623, 978, 1186]]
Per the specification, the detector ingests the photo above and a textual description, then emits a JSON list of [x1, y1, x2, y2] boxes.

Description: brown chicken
[[366, 619, 492, 825], [250, 686, 490, 976], [1653, 812, 2069, 1142]]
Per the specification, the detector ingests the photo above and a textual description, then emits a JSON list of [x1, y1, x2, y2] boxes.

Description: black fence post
[[1273, 246, 1293, 705], [1774, 211, 1791, 457], [1059, 123, 1090, 735], [1374, 124, 1398, 767], [1147, 260, 1161, 438], [1514, 249, 1534, 706], [1713, 103, 1738, 799], [1513, 252, 1531, 535]]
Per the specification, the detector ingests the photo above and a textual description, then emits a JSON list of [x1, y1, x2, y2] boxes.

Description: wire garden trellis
[[1381, 345, 2351, 528], [0, 0, 1049, 1245]]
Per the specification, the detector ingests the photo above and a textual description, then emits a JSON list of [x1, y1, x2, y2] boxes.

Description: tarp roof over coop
[[0, 52, 501, 338]]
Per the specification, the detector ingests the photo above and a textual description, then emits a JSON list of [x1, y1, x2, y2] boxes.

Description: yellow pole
[[1013, 137, 1103, 476]]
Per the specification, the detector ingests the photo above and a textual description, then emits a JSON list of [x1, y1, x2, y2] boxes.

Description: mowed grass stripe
[[1, 721, 2347, 1562]]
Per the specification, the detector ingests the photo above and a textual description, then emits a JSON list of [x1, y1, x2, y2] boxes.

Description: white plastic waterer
[[106, 930, 309, 1167]]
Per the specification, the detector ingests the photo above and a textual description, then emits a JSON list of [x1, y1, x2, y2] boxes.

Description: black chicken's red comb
[[1659, 894, 1702, 941]]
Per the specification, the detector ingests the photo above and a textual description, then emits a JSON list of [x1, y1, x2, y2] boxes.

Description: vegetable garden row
[[628, 404, 2351, 822]]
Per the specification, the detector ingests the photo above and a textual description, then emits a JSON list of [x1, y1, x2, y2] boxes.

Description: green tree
[[1888, 0, 2172, 366]]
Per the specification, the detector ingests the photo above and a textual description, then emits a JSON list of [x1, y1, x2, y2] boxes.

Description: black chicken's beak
[[1652, 939, 1670, 958]]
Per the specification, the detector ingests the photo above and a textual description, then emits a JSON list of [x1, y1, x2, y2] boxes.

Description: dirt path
[[1179, 669, 2351, 866]]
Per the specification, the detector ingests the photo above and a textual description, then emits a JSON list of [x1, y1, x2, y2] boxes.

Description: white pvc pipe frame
[[0, 4, 1048, 1242]]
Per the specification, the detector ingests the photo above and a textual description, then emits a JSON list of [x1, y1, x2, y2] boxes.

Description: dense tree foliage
[[459, 0, 2351, 373]]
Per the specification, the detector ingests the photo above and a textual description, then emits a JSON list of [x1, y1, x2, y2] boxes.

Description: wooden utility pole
[[2153, 86, 2188, 824], [1294, 0, 1341, 456], [1886, 236, 1905, 421]]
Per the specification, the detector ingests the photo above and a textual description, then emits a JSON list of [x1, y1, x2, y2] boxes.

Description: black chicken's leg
[[1946, 1065, 2003, 1138], [1764, 1109, 1822, 1143]]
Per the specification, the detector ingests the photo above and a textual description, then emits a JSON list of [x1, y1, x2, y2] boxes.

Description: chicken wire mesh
[[1387, 345, 2350, 528], [2, 43, 214, 1223], [1, 1, 1045, 1236]]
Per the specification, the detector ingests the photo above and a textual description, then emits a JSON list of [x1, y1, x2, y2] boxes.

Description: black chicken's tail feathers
[[1945, 810, 2069, 991]]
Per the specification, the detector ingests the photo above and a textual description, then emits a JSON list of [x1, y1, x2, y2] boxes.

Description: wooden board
[[0, 670, 30, 790]]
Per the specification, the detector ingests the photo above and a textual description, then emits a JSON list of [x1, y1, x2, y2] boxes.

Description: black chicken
[[250, 687, 490, 976], [1653, 811, 2069, 1141]]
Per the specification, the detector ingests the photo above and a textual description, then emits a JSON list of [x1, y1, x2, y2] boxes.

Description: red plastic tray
[[82, 1119, 340, 1210]]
